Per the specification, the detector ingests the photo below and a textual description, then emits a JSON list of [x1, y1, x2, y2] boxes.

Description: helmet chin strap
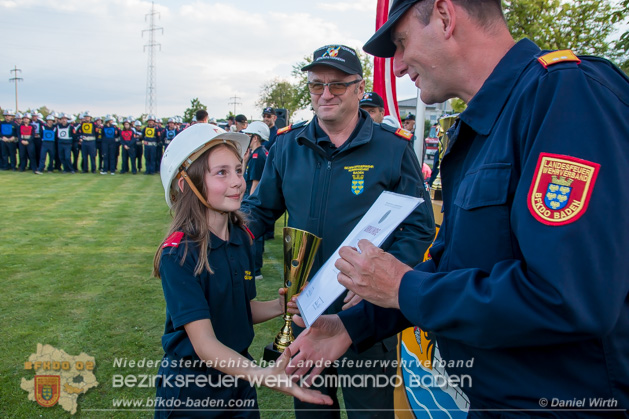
[[179, 169, 227, 215]]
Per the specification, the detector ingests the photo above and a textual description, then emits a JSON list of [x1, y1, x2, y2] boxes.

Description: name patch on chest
[[344, 165, 374, 195], [527, 153, 599, 226]]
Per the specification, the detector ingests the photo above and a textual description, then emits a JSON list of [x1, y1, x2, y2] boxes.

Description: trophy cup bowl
[[263, 227, 321, 362]]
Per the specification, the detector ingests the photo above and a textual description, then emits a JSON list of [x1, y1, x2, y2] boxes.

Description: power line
[[9, 65, 23, 112], [142, 1, 163, 116], [228, 95, 242, 115]]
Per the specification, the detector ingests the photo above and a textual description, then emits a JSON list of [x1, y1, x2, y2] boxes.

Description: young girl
[[154, 124, 331, 418]]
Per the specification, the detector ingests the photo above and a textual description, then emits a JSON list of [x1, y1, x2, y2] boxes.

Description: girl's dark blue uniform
[[155, 224, 259, 418]]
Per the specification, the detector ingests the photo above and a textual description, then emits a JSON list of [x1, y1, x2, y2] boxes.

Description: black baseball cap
[[262, 107, 276, 116], [235, 114, 247, 123], [301, 45, 363, 77], [363, 0, 420, 58], [404, 113, 416, 121], [360, 92, 385, 108]]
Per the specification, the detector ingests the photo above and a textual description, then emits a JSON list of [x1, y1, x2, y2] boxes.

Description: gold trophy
[[263, 227, 321, 362]]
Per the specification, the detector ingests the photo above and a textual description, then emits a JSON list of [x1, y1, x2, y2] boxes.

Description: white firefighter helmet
[[105, 115, 115, 123], [23, 112, 32, 120], [146, 114, 156, 122], [134, 120, 142, 127], [160, 124, 249, 208], [46, 114, 55, 121], [242, 121, 270, 141]]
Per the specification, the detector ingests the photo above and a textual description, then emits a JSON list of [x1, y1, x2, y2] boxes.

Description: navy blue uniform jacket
[[340, 39, 629, 413], [243, 110, 435, 313]]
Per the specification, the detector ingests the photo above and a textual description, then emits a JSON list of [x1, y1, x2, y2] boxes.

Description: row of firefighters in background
[[0, 110, 189, 175]]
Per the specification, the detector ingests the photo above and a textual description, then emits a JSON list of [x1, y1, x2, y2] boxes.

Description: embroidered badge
[[527, 153, 599, 226], [323, 46, 341, 58], [34, 375, 60, 408], [345, 164, 374, 196]]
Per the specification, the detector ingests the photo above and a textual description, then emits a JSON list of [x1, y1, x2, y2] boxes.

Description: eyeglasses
[[307, 79, 362, 95]]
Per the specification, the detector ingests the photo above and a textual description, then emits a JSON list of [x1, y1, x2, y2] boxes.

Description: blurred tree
[[504, 0, 627, 72], [183, 98, 207, 123], [449, 98, 467, 113], [256, 78, 301, 121]]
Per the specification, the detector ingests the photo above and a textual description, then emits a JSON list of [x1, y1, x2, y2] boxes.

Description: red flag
[[372, 0, 400, 124]]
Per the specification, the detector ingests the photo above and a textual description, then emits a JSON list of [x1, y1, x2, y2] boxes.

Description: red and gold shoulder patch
[[537, 50, 581, 69], [527, 153, 599, 226], [162, 231, 184, 248], [394, 128, 413, 141], [277, 125, 292, 135]]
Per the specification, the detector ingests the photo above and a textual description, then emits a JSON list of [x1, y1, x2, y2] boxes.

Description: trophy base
[[263, 343, 282, 363]]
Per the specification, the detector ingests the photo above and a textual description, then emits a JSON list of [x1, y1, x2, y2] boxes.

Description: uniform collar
[[209, 222, 245, 249], [459, 38, 540, 136], [297, 108, 374, 150]]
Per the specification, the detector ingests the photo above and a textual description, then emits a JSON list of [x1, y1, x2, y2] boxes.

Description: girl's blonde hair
[[153, 144, 248, 279]]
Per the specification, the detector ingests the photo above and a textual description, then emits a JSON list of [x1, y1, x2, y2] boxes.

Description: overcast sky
[[0, 0, 419, 121]]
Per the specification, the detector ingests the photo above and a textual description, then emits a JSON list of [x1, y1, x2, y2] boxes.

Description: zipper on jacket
[[308, 161, 322, 218]]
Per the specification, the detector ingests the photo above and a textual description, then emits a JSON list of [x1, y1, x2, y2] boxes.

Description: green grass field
[[0, 169, 323, 418]]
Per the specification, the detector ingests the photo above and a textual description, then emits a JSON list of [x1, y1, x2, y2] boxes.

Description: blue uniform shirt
[[159, 225, 257, 361], [340, 39, 629, 412], [244, 145, 267, 197], [266, 125, 278, 150]]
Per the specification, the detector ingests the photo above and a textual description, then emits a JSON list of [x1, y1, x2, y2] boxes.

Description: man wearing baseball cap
[[261, 107, 278, 149], [243, 43, 435, 418], [359, 91, 385, 124], [402, 113, 415, 133], [288, 0, 629, 416], [234, 114, 248, 132]]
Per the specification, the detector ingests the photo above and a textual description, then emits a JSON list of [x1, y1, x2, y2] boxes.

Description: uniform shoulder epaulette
[[277, 120, 307, 135], [381, 122, 413, 141], [162, 231, 184, 248], [537, 50, 581, 69]]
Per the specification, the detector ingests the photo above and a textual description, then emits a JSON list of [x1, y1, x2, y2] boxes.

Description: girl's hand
[[278, 288, 301, 316], [262, 347, 333, 405]]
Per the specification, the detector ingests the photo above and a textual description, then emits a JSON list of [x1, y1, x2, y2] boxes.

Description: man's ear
[[434, 0, 456, 39], [357, 79, 366, 98]]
